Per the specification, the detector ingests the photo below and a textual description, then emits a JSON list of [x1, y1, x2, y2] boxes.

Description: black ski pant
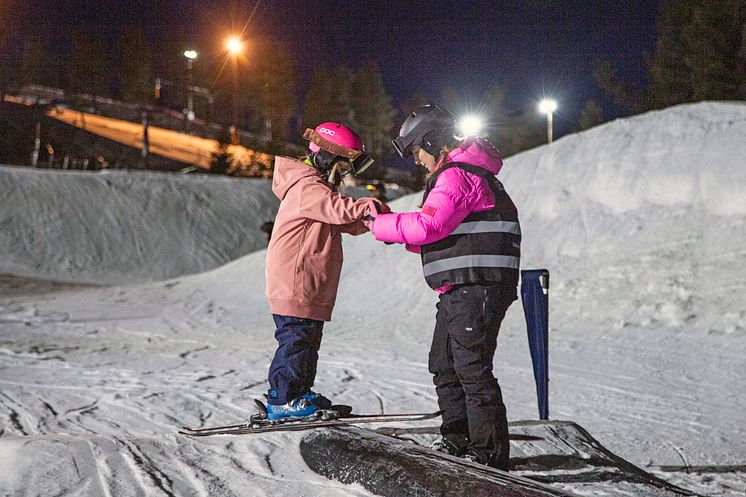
[[429, 284, 516, 470]]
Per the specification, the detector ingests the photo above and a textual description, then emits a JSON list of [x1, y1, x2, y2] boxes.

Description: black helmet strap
[[311, 150, 337, 171]]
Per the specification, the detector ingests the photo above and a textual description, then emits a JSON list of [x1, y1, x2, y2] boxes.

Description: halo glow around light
[[539, 99, 558, 114], [459, 115, 483, 136]]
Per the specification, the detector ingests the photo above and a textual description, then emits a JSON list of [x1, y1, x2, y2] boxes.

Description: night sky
[[4, 0, 661, 135]]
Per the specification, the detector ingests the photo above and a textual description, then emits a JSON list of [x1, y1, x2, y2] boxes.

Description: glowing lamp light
[[184, 50, 198, 60], [538, 99, 557, 143], [226, 37, 244, 55], [459, 115, 483, 137], [539, 99, 558, 114]]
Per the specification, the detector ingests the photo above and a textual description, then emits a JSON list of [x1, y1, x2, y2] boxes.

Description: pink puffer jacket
[[266, 156, 376, 321], [372, 138, 503, 292]]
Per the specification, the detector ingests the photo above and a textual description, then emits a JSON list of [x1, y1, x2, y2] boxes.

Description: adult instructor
[[366, 105, 521, 471]]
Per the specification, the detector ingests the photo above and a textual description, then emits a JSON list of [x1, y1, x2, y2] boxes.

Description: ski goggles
[[346, 152, 374, 175], [392, 135, 412, 158]]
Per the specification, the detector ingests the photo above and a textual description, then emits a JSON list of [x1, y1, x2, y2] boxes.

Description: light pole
[[226, 36, 243, 144], [539, 99, 557, 144], [184, 50, 198, 122]]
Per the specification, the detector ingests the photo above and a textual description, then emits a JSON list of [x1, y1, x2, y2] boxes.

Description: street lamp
[[226, 36, 244, 144], [539, 99, 557, 144], [184, 50, 198, 122], [226, 37, 243, 55]]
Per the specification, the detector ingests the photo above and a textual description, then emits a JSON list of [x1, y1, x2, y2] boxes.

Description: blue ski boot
[[266, 391, 333, 421]]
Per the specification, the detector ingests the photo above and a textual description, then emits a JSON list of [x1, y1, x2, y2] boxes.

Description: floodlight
[[539, 99, 557, 114]]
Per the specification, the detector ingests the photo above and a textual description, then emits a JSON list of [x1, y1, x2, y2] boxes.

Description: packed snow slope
[[499, 101, 746, 334], [1, 101, 745, 496], [0, 168, 279, 284]]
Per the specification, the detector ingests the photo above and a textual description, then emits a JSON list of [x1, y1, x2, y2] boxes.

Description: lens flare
[[459, 115, 483, 136]]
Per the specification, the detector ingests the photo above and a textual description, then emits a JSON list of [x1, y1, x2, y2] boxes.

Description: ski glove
[[362, 200, 391, 237]]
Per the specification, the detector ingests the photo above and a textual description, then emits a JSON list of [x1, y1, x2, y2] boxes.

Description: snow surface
[[0, 168, 279, 284], [1, 101, 745, 496]]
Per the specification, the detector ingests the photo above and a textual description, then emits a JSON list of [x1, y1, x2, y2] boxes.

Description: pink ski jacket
[[266, 156, 374, 321], [372, 138, 504, 292]]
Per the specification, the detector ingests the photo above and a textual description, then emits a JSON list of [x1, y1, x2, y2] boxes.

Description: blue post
[[521, 269, 550, 420]]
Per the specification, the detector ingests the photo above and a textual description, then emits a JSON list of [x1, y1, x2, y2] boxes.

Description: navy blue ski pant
[[429, 284, 516, 471], [267, 314, 324, 405]]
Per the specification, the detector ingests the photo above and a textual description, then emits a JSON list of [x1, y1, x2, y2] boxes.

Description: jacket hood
[[445, 137, 503, 175], [272, 156, 318, 200]]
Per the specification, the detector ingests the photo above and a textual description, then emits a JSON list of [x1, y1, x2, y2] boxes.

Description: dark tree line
[[597, 0, 746, 113], [4, 0, 744, 176], [302, 62, 396, 178]]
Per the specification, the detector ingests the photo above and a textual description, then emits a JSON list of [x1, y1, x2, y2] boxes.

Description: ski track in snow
[[2, 102, 746, 496]]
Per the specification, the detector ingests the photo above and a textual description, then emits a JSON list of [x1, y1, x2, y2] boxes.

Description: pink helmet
[[303, 122, 374, 180], [305, 122, 365, 155]]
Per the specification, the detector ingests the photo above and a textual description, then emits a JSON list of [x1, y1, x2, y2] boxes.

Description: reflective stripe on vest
[[422, 255, 521, 278], [449, 221, 521, 236]]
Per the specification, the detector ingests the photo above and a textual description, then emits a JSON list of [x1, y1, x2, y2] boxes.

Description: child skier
[[263, 122, 387, 420]]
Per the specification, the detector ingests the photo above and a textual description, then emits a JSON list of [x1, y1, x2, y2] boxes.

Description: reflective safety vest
[[420, 162, 521, 290]]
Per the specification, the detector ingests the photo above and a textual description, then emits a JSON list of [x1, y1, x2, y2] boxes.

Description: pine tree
[[599, 0, 746, 112], [594, 60, 647, 113], [302, 68, 330, 129], [117, 26, 152, 104], [67, 30, 109, 109], [579, 99, 605, 130], [648, 0, 697, 107], [683, 0, 745, 100], [302, 66, 354, 129], [350, 62, 395, 177], [255, 41, 297, 143], [19, 38, 46, 87]]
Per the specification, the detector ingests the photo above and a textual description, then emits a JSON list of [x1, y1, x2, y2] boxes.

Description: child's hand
[[377, 201, 392, 214], [362, 200, 395, 244], [362, 200, 382, 233]]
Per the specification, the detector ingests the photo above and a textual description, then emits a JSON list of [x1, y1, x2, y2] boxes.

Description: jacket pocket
[[300, 254, 340, 306]]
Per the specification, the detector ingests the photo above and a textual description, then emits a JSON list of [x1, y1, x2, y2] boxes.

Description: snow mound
[[493, 101, 746, 332], [0, 167, 279, 284]]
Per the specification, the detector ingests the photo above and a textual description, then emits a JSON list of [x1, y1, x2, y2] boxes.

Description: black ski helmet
[[392, 104, 458, 158]]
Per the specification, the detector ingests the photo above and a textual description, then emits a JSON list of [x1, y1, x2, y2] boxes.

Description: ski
[[179, 400, 442, 437]]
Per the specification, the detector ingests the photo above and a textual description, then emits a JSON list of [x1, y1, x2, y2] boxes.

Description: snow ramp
[[301, 422, 699, 497], [0, 166, 279, 284]]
